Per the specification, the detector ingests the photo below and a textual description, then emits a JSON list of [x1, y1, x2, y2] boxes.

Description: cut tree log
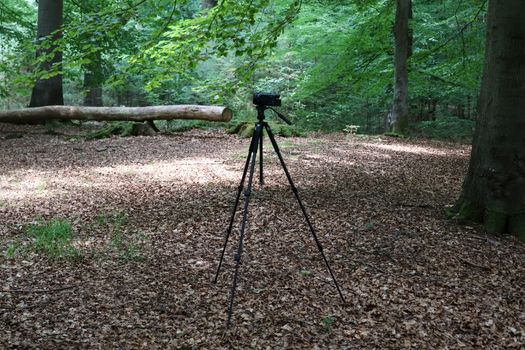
[[0, 105, 233, 124]]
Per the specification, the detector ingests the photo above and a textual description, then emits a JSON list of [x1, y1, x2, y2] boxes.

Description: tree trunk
[[84, 85, 103, 107], [29, 0, 64, 107], [0, 105, 233, 124], [201, 0, 217, 9], [453, 0, 525, 241], [390, 0, 412, 133], [83, 51, 104, 107]]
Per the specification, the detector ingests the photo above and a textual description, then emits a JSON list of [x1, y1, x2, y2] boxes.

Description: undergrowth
[[94, 211, 147, 261], [84, 122, 135, 140], [410, 117, 474, 142], [321, 315, 336, 333], [23, 219, 82, 261], [4, 213, 148, 262]]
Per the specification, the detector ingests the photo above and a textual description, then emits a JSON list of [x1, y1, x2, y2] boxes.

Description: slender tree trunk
[[83, 51, 104, 107], [29, 0, 64, 107], [390, 0, 412, 133], [201, 0, 217, 9], [453, 0, 525, 241], [466, 95, 471, 119], [83, 84, 103, 107]]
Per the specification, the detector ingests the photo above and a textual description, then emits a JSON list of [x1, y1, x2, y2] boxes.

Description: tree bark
[[390, 0, 412, 133], [29, 0, 64, 107], [84, 85, 103, 107], [453, 0, 525, 241], [201, 0, 217, 9], [83, 51, 104, 107], [0, 105, 233, 124]]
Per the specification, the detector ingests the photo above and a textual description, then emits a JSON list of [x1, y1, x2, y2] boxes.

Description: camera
[[253, 92, 281, 107]]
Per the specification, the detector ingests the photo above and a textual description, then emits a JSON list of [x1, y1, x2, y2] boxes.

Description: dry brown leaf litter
[[0, 123, 524, 349]]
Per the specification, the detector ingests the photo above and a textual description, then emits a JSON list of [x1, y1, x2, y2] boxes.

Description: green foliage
[[162, 119, 209, 133], [410, 0, 486, 98], [5, 242, 21, 259], [383, 131, 407, 139], [95, 211, 147, 261], [411, 117, 474, 142], [321, 315, 336, 333], [24, 219, 82, 261], [99, 211, 127, 230], [0, 0, 35, 108], [0, 0, 486, 141], [299, 269, 311, 277], [84, 121, 135, 140], [138, 0, 301, 90], [110, 231, 146, 261]]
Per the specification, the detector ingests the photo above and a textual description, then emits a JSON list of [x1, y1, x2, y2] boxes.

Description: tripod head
[[253, 92, 292, 125]]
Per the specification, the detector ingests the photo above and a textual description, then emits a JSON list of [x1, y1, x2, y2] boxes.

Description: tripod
[[213, 105, 345, 327]]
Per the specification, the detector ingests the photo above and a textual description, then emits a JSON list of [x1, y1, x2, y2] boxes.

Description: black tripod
[[213, 104, 345, 327]]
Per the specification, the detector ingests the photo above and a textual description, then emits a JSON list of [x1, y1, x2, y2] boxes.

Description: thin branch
[[0, 1, 35, 30], [67, 0, 91, 12], [0, 285, 77, 294], [426, 0, 487, 56], [453, 2, 467, 68], [206, 0, 226, 33], [415, 68, 469, 88], [146, 2, 179, 48]]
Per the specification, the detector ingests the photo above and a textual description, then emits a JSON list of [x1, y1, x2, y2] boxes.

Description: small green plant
[[112, 212, 127, 232], [362, 221, 375, 231], [95, 211, 127, 228], [343, 125, 360, 134], [300, 269, 311, 277], [98, 212, 146, 261], [383, 131, 407, 138], [110, 231, 124, 250], [321, 315, 336, 333], [109, 230, 147, 261], [24, 219, 82, 261], [5, 242, 21, 259], [119, 241, 143, 261]]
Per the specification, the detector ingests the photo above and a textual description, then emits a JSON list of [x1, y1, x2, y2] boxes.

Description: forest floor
[[0, 124, 524, 349]]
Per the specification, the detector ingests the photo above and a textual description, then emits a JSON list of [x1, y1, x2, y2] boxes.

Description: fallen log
[[0, 105, 233, 124]]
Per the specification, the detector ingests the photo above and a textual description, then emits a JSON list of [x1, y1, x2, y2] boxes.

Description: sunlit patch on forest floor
[[0, 124, 524, 349]]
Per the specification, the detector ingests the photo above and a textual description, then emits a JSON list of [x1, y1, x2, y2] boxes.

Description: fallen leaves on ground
[[0, 124, 524, 349]]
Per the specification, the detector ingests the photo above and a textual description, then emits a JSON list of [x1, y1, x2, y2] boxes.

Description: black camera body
[[253, 92, 281, 107]]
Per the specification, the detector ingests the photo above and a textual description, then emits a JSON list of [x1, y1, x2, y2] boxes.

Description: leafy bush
[[411, 117, 475, 142]]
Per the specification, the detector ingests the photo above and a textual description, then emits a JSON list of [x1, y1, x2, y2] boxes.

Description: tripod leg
[[264, 123, 346, 303], [259, 131, 264, 187], [214, 124, 261, 283], [226, 123, 263, 327]]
